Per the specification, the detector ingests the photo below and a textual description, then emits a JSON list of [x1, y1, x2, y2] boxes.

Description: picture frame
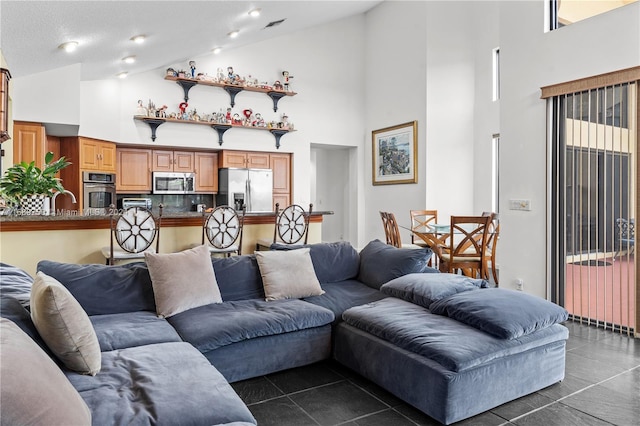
[[372, 120, 417, 185]]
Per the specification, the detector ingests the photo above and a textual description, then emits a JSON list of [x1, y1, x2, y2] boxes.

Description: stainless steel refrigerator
[[216, 168, 273, 212]]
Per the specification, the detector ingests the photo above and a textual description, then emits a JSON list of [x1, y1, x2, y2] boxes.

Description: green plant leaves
[[0, 152, 71, 198]]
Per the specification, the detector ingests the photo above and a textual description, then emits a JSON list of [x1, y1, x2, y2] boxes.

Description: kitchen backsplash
[[116, 194, 215, 213]]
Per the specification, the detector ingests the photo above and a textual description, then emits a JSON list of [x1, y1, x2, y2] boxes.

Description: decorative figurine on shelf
[[191, 108, 200, 121], [216, 68, 225, 82], [189, 61, 196, 78], [147, 99, 156, 117], [178, 70, 186, 78], [166, 67, 177, 77], [245, 75, 257, 87], [242, 109, 253, 126], [135, 99, 148, 116], [282, 71, 294, 91], [179, 102, 188, 119], [273, 80, 283, 91], [252, 112, 265, 127], [280, 113, 289, 129], [157, 105, 168, 118], [225, 107, 232, 123], [232, 113, 242, 125]]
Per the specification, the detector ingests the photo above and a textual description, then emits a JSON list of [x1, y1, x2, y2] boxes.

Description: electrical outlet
[[515, 278, 524, 291], [509, 199, 531, 211]]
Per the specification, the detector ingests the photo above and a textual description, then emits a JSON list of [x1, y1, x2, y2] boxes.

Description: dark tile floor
[[231, 321, 640, 425]]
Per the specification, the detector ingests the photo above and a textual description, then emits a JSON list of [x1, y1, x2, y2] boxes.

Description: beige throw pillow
[[0, 318, 92, 425], [145, 244, 222, 318], [30, 271, 101, 376], [255, 248, 325, 301]]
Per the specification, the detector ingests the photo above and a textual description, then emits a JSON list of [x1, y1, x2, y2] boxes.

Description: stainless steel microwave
[[152, 172, 196, 194]]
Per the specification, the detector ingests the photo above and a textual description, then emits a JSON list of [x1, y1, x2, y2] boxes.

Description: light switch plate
[[509, 199, 531, 211]]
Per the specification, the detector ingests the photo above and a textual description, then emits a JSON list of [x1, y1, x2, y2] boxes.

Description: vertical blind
[[548, 77, 637, 336]]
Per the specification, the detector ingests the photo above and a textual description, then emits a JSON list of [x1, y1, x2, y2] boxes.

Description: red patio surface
[[565, 254, 636, 330]]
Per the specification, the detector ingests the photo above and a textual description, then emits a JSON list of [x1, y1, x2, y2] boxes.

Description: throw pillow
[[0, 318, 92, 425], [380, 273, 487, 308], [30, 272, 101, 375], [145, 244, 222, 318], [255, 248, 325, 301], [358, 239, 436, 290]]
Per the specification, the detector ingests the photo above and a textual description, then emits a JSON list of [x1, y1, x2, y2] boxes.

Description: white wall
[[363, 1, 430, 246]]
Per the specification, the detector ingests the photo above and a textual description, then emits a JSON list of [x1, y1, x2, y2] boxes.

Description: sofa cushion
[[342, 297, 569, 372], [380, 273, 487, 308], [66, 342, 256, 426], [0, 262, 33, 307], [0, 318, 92, 425], [357, 239, 436, 290], [90, 311, 183, 351], [213, 255, 265, 301], [145, 244, 222, 318], [167, 299, 334, 354], [0, 297, 58, 360], [255, 248, 324, 301], [30, 272, 101, 375], [37, 260, 155, 315], [269, 241, 360, 283], [429, 288, 569, 339], [303, 279, 387, 324]]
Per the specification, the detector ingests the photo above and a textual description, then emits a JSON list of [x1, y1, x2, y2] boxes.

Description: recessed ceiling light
[[130, 35, 146, 44], [212, 47, 222, 55], [248, 8, 261, 17], [122, 55, 136, 64], [58, 41, 79, 53], [117, 72, 128, 79], [228, 30, 239, 38]]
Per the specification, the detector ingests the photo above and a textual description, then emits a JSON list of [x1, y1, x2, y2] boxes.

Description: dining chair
[[273, 203, 313, 245], [101, 204, 163, 265], [200, 205, 245, 257], [433, 215, 492, 279], [409, 210, 438, 246], [481, 212, 500, 285], [380, 211, 423, 249]]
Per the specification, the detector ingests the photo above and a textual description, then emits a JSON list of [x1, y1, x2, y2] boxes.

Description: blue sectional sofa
[[0, 240, 569, 425]]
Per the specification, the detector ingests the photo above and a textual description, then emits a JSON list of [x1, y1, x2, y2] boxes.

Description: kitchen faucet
[[51, 190, 77, 215]]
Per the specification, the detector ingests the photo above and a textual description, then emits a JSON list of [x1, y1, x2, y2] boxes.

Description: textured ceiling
[[1, 0, 382, 81]]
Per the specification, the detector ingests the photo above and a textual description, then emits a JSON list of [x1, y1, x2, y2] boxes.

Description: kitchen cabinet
[[194, 152, 218, 193], [218, 150, 270, 169], [12, 121, 46, 167], [152, 150, 194, 172], [79, 137, 116, 172], [270, 153, 291, 210], [117, 148, 152, 192]]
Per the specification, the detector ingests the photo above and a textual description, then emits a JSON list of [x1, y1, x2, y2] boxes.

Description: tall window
[[492, 48, 500, 101], [549, 0, 639, 30]]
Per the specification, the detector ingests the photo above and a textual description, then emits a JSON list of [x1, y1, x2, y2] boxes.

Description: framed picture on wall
[[372, 120, 417, 185]]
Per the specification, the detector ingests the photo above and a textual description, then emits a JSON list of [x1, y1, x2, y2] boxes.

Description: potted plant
[[0, 151, 71, 213]]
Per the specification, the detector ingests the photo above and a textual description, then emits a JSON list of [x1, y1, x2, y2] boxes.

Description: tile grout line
[[501, 364, 640, 425]]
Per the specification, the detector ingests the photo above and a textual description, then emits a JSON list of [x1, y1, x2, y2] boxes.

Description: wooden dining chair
[[273, 203, 313, 245], [481, 212, 500, 285], [200, 205, 246, 256], [380, 211, 422, 249], [434, 215, 492, 279], [409, 210, 438, 246]]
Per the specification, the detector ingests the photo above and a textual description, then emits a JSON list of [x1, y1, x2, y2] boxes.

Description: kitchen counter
[[0, 210, 333, 231]]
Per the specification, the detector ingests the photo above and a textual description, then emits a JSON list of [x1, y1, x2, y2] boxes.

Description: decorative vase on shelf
[[19, 194, 47, 215]]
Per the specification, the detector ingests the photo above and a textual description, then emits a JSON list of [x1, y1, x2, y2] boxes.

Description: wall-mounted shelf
[[165, 76, 296, 111], [134, 116, 293, 148]]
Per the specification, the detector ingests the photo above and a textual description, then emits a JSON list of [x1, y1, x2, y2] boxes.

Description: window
[[492, 134, 500, 213], [492, 48, 500, 101], [550, 0, 638, 30]]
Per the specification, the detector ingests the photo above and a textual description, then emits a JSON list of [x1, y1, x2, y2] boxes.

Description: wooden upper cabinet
[[219, 150, 270, 169], [194, 152, 218, 193], [152, 150, 195, 172], [13, 121, 45, 167], [79, 137, 116, 172], [270, 153, 291, 195], [117, 148, 152, 192]]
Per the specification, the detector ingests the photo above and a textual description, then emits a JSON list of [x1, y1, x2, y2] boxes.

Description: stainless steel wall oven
[[82, 171, 116, 215]]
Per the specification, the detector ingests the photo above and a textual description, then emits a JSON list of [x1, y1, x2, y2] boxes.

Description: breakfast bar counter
[[0, 210, 333, 277]]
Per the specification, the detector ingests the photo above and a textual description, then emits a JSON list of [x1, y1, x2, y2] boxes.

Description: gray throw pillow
[[145, 244, 222, 318], [255, 248, 325, 301], [380, 273, 487, 308], [0, 318, 92, 425], [30, 272, 101, 375]]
